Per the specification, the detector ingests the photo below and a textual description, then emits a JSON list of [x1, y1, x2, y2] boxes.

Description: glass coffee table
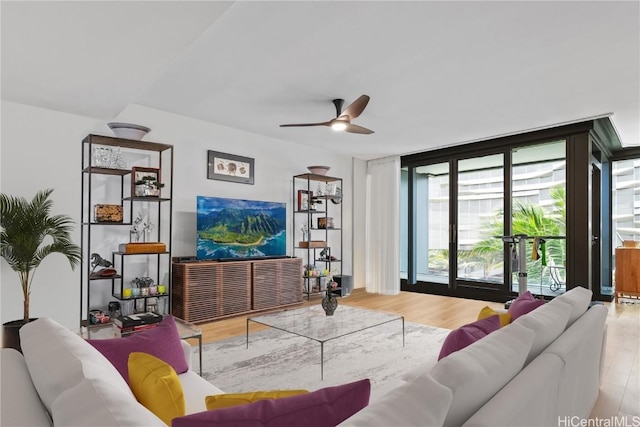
[[79, 316, 203, 375], [246, 305, 404, 379]]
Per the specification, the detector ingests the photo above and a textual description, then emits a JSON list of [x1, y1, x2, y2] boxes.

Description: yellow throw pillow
[[128, 352, 185, 425], [205, 390, 309, 410], [478, 306, 512, 327]]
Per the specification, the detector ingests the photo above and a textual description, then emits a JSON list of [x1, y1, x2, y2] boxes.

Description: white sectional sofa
[[341, 286, 608, 426], [1, 286, 606, 427], [0, 317, 222, 426]]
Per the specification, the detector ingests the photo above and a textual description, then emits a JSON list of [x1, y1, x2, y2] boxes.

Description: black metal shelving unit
[[80, 134, 173, 327], [292, 173, 343, 299]]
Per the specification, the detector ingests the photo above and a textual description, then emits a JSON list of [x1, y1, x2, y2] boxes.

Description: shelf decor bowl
[[307, 165, 330, 175], [107, 122, 151, 140]]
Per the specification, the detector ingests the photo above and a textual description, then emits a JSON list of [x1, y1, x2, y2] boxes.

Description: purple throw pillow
[[171, 379, 371, 427], [509, 291, 546, 320], [438, 315, 501, 360], [87, 315, 188, 384]]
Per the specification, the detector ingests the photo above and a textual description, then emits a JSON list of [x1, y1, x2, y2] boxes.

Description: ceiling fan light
[[331, 121, 348, 131]]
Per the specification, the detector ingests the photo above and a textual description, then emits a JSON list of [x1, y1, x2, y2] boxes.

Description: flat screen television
[[196, 196, 286, 260]]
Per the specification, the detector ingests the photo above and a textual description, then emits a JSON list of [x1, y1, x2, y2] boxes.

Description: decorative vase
[[321, 284, 338, 316]]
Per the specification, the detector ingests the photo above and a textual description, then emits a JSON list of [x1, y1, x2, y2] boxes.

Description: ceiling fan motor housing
[[333, 98, 345, 117]]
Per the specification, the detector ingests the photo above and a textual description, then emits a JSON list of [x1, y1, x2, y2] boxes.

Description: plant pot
[[3, 318, 37, 353]]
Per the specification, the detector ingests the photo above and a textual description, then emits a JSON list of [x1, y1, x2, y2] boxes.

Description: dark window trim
[[401, 117, 627, 303], [402, 119, 621, 168]]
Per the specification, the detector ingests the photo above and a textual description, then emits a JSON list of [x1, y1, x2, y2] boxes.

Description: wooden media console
[[172, 257, 303, 323]]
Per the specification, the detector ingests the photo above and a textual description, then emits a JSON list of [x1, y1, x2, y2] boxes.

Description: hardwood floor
[[591, 299, 640, 419], [195, 288, 640, 420]]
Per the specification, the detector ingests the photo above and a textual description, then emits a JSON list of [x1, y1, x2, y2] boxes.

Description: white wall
[[1, 101, 364, 328]]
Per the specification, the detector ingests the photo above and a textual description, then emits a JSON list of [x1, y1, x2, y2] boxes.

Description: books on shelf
[[113, 322, 159, 337], [112, 312, 163, 337], [113, 312, 162, 328]]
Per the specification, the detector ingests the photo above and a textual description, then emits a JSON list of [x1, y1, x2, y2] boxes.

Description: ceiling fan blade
[[280, 122, 330, 128], [344, 123, 374, 134], [340, 95, 370, 121]]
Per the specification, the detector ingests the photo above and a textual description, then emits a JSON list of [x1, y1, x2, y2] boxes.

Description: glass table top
[[78, 315, 201, 340], [248, 305, 403, 343]]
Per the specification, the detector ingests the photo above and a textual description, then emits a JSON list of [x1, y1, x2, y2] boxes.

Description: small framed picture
[[297, 190, 313, 211], [131, 167, 160, 197], [207, 150, 254, 185]]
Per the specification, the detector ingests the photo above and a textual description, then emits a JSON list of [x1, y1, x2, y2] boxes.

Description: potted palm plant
[[1, 189, 81, 351]]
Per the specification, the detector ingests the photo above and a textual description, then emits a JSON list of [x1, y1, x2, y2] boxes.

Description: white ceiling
[[2, 1, 639, 160]]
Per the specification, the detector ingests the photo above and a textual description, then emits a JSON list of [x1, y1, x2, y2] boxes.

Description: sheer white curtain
[[365, 156, 400, 295]]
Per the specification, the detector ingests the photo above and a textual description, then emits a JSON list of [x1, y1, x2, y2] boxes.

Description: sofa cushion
[[438, 315, 501, 360], [19, 317, 133, 413], [508, 291, 545, 320], [0, 348, 53, 427], [339, 374, 453, 426], [544, 304, 608, 419], [205, 390, 308, 410], [549, 286, 592, 326], [429, 322, 536, 427], [462, 353, 564, 427], [178, 371, 225, 415], [88, 315, 188, 384], [128, 352, 186, 425], [477, 306, 511, 327], [513, 299, 571, 364], [172, 379, 370, 427], [51, 376, 165, 427]]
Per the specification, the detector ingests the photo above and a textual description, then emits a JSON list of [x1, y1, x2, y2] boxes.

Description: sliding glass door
[[456, 154, 504, 286], [402, 139, 568, 298], [401, 118, 623, 301], [400, 164, 450, 285], [417, 163, 450, 284], [511, 141, 566, 296], [612, 158, 640, 297]]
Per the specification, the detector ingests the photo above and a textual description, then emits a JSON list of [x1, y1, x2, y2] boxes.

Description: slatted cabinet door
[[218, 262, 252, 316], [172, 262, 251, 323], [253, 258, 303, 310]]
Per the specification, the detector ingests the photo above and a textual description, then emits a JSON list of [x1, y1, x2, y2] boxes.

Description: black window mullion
[[449, 159, 458, 290], [407, 166, 417, 285], [504, 150, 513, 291]]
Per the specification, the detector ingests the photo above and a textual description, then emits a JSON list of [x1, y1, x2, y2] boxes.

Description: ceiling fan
[[280, 95, 374, 134]]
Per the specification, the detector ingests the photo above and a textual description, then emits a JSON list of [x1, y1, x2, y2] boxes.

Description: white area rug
[[197, 320, 450, 394]]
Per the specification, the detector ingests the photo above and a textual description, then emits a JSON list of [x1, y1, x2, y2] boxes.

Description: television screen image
[[197, 196, 286, 260]]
